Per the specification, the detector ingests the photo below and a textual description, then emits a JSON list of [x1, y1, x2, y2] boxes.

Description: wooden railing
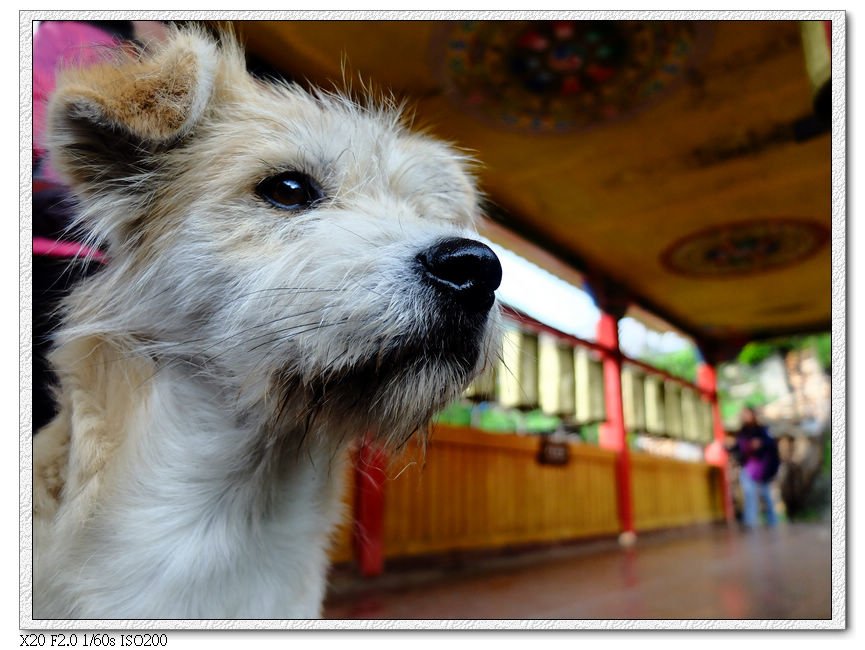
[[380, 426, 620, 558], [630, 452, 725, 530], [329, 426, 725, 566]]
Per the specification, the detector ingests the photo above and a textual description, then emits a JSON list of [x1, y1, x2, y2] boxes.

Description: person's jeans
[[739, 470, 778, 528]]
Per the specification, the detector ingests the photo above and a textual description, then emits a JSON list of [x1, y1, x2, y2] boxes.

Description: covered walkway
[[324, 523, 831, 620]]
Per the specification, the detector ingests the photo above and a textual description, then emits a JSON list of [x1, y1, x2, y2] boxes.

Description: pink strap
[[33, 236, 107, 263]]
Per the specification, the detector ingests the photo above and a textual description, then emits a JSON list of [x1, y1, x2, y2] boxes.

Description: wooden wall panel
[[332, 428, 726, 565], [631, 451, 724, 531], [380, 426, 620, 558]]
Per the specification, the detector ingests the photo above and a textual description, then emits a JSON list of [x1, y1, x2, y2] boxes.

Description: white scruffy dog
[[32, 27, 501, 619]]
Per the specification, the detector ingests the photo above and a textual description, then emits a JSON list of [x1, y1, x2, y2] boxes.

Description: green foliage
[[803, 333, 831, 370], [580, 423, 599, 445], [719, 396, 742, 423], [476, 407, 521, 433], [433, 401, 473, 427], [522, 410, 562, 434], [642, 347, 699, 382], [736, 332, 830, 370], [434, 402, 563, 434], [737, 341, 779, 366], [718, 388, 769, 424]]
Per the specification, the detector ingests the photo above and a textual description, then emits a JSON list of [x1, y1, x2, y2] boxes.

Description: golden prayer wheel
[[538, 335, 576, 417], [680, 388, 700, 442], [644, 375, 666, 435], [664, 382, 684, 439], [801, 20, 831, 124], [498, 328, 540, 409], [621, 366, 646, 431], [465, 361, 498, 402], [698, 399, 714, 444], [575, 347, 606, 424]]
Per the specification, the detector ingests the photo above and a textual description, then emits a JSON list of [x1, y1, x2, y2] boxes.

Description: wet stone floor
[[323, 523, 832, 620]]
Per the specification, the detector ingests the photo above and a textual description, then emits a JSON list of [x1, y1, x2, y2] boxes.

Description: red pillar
[[596, 311, 635, 537], [353, 440, 387, 576], [697, 363, 735, 524]]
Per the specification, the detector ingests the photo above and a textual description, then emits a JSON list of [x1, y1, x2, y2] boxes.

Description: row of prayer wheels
[[621, 366, 714, 443], [465, 326, 714, 443], [465, 328, 605, 424]]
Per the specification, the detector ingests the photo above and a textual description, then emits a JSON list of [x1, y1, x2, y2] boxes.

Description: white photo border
[[19, 8, 847, 631]]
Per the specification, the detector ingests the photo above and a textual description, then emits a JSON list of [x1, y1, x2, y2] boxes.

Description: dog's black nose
[[417, 238, 502, 312]]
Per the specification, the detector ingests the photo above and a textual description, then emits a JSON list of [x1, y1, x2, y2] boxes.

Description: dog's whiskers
[[246, 319, 350, 354]]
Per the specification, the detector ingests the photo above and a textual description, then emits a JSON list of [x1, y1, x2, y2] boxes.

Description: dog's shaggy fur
[[33, 27, 500, 619]]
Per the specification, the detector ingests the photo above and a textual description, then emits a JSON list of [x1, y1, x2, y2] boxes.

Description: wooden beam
[[354, 440, 388, 577], [697, 363, 735, 524], [596, 311, 635, 538]]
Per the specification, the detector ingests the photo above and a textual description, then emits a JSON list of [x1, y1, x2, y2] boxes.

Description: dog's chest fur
[[35, 358, 348, 619]]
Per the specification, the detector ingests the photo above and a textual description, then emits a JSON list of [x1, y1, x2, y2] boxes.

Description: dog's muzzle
[[416, 238, 502, 313]]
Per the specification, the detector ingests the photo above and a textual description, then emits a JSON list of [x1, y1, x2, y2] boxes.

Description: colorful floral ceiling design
[[662, 219, 830, 278], [437, 20, 708, 133]]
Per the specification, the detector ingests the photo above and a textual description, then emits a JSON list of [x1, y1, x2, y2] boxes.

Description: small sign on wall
[[537, 438, 571, 466]]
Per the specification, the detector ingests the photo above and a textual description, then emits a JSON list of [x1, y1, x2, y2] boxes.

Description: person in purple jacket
[[731, 407, 781, 529]]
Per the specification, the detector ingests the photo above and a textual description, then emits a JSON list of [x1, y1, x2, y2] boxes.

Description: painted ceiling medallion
[[437, 20, 706, 133], [662, 220, 829, 278]]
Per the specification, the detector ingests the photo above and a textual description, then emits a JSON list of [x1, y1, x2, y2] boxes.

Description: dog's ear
[[45, 29, 219, 190]]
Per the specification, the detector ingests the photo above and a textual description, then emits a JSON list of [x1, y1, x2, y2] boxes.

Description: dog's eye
[[256, 171, 323, 211]]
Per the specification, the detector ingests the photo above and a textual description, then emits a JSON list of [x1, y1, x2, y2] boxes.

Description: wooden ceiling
[[233, 20, 831, 352]]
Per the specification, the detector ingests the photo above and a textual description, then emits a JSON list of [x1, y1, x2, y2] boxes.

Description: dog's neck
[[37, 335, 350, 618]]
